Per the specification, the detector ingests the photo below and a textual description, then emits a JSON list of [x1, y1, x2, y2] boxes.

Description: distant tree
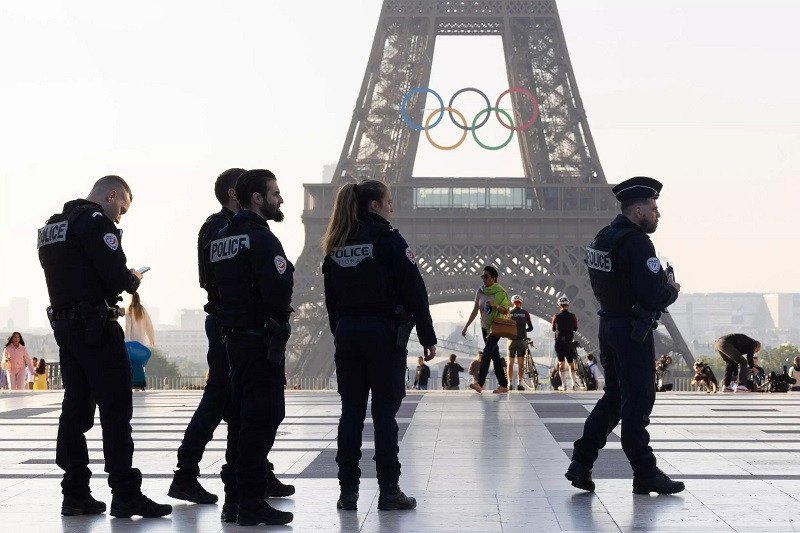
[[758, 344, 800, 374], [145, 347, 180, 378]]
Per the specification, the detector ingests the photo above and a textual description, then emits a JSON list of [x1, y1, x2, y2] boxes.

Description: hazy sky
[[2, 0, 799, 329]]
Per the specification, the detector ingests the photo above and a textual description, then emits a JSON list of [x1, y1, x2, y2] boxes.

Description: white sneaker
[[721, 386, 734, 392], [557, 386, 565, 391], [734, 385, 751, 393]]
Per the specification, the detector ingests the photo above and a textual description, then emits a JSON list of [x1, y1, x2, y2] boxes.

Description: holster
[[265, 318, 291, 364], [79, 302, 107, 346], [630, 305, 660, 344], [394, 305, 415, 353]]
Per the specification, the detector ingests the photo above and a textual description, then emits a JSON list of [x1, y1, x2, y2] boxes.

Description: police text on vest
[[37, 221, 68, 249], [586, 247, 612, 272], [210, 235, 250, 263]]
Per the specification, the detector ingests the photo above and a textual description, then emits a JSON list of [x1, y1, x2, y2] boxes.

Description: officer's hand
[[424, 345, 436, 361], [131, 268, 143, 280], [668, 280, 681, 292]]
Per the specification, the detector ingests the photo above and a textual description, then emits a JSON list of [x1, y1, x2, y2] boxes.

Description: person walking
[[507, 295, 533, 391], [322, 179, 437, 511], [3, 332, 35, 390], [414, 356, 431, 390], [210, 169, 294, 526], [565, 176, 684, 496], [37, 175, 171, 517], [441, 354, 465, 390], [714, 333, 761, 393], [462, 266, 510, 394], [468, 351, 482, 385]]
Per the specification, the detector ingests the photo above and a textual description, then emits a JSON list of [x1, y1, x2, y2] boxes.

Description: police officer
[[37, 175, 172, 518], [209, 169, 293, 526], [507, 295, 533, 391], [565, 176, 684, 495], [552, 296, 581, 391], [321, 179, 437, 511]]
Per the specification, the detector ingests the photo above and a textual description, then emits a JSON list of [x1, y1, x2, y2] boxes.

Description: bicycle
[[572, 341, 589, 391], [521, 339, 539, 390]]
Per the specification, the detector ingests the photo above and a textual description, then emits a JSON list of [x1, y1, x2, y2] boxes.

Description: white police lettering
[[275, 255, 287, 274], [37, 221, 68, 249], [103, 233, 119, 250], [330, 244, 373, 267], [209, 234, 250, 263], [646, 257, 661, 273], [586, 247, 611, 272]]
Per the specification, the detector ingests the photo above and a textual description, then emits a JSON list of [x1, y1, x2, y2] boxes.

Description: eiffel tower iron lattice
[[287, 0, 693, 380]]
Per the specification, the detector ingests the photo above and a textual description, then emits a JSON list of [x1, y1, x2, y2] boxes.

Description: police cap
[[612, 176, 662, 202]]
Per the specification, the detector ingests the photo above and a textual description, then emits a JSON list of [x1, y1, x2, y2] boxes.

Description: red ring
[[494, 87, 539, 131]]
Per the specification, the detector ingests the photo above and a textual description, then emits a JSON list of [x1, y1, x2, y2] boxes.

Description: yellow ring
[[424, 107, 468, 150]]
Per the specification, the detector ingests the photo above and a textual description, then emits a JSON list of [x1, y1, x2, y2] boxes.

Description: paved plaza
[[1, 389, 800, 532]]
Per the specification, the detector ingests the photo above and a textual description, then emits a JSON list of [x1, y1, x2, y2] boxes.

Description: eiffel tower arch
[[287, 0, 693, 380]]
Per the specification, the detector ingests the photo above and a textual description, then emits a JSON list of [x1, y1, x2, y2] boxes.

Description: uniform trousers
[[53, 319, 142, 497], [221, 332, 285, 504], [477, 327, 509, 388], [715, 338, 749, 386], [334, 316, 405, 489], [571, 317, 658, 477]]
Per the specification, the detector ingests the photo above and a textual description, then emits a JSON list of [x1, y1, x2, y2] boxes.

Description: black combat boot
[[110, 493, 172, 518], [336, 485, 359, 510], [236, 500, 293, 526], [377, 485, 416, 510], [565, 460, 595, 492], [264, 470, 296, 498], [632, 468, 685, 495], [61, 493, 107, 516], [220, 494, 238, 523], [168, 469, 218, 504]]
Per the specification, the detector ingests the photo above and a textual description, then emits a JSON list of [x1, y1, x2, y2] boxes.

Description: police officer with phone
[[38, 175, 171, 518], [565, 176, 684, 496]]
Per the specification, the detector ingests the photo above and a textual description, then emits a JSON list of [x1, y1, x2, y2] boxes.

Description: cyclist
[[507, 294, 533, 391], [552, 296, 583, 391]]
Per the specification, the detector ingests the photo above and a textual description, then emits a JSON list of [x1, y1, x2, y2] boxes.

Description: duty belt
[[51, 306, 125, 321]]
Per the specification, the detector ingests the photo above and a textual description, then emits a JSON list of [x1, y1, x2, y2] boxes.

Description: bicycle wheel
[[574, 354, 588, 389], [521, 349, 537, 390]]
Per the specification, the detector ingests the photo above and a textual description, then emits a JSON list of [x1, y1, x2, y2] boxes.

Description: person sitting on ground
[[715, 333, 760, 393], [750, 356, 765, 390], [441, 354, 464, 391]]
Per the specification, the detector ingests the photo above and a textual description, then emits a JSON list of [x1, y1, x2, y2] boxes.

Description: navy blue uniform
[[38, 199, 142, 499], [572, 214, 678, 477], [323, 212, 436, 489], [175, 207, 235, 474], [210, 210, 293, 505]]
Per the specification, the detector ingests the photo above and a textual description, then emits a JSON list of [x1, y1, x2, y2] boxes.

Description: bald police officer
[[565, 176, 685, 495], [38, 175, 172, 518]]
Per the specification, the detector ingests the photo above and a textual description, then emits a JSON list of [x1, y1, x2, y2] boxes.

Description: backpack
[[585, 362, 598, 391], [549, 367, 562, 389]]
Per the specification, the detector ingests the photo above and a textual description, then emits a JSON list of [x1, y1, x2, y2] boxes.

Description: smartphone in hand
[[136, 266, 151, 275]]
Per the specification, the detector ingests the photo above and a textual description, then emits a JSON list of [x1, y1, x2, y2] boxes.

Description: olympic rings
[[401, 86, 539, 150], [425, 107, 468, 151]]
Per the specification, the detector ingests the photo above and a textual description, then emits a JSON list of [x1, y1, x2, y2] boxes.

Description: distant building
[[156, 329, 207, 362], [180, 309, 205, 331]]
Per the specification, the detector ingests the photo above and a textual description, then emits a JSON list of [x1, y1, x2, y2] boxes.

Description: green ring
[[471, 107, 515, 150]]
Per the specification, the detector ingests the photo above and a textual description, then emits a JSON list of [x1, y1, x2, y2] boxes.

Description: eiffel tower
[[287, 0, 693, 380]]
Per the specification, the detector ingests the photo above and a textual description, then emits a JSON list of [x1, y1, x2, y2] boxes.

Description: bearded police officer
[[209, 169, 293, 526], [565, 176, 684, 495], [38, 175, 172, 518]]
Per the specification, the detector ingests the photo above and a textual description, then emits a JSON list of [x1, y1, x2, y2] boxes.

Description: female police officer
[[321, 179, 437, 511]]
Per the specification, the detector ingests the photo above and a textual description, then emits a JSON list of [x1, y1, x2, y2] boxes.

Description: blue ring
[[401, 87, 444, 132]]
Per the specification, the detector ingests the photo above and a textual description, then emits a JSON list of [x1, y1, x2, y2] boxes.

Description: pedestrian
[[124, 292, 155, 347], [37, 175, 171, 517], [209, 169, 294, 526], [27, 357, 38, 390], [322, 179, 437, 511], [585, 353, 602, 391], [33, 358, 48, 390], [715, 333, 761, 393], [441, 354, 465, 390], [789, 357, 800, 392], [414, 356, 431, 390], [3, 332, 35, 391], [468, 351, 482, 385], [506, 295, 533, 391], [462, 266, 510, 394], [566, 176, 684, 495], [552, 297, 582, 390]]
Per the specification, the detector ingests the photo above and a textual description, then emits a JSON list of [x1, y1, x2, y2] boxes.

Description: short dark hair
[[214, 168, 246, 205], [93, 175, 133, 201], [449, 353, 456, 362], [586, 353, 595, 362], [620, 197, 649, 215], [483, 265, 499, 279], [235, 169, 276, 209]]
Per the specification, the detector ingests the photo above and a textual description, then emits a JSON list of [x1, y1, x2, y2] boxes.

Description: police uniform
[[552, 309, 578, 363], [38, 199, 142, 501], [209, 209, 293, 517], [507, 306, 533, 359], [323, 212, 436, 494], [568, 177, 681, 492]]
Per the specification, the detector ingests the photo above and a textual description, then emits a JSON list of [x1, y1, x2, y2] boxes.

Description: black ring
[[448, 87, 491, 131]]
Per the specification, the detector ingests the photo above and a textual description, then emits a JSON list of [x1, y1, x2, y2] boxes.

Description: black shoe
[[220, 497, 238, 523], [168, 470, 218, 504], [632, 469, 685, 495], [265, 472, 296, 498], [236, 500, 293, 526], [61, 493, 107, 516], [565, 460, 595, 492], [336, 485, 359, 510], [516, 385, 525, 391], [377, 485, 416, 510], [110, 494, 172, 518]]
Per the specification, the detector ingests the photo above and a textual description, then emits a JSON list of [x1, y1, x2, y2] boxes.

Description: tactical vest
[[508, 307, 529, 340], [211, 219, 266, 328], [553, 310, 576, 342], [585, 224, 638, 312], [324, 222, 395, 317], [38, 203, 111, 307]]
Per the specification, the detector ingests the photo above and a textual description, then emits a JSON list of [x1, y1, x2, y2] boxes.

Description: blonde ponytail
[[321, 180, 389, 255]]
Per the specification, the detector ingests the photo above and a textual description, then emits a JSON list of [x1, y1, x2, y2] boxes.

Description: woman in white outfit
[[125, 293, 155, 347]]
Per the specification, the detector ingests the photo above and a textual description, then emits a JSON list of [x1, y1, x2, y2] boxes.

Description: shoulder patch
[[646, 257, 661, 273], [275, 255, 287, 274], [103, 233, 119, 250], [405, 247, 415, 264]]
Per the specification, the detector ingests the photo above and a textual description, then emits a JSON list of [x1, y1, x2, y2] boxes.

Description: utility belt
[[49, 305, 124, 321], [46, 302, 123, 346], [221, 317, 291, 364]]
